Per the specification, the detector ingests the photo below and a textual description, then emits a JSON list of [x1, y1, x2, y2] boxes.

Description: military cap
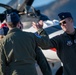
[[6, 12, 20, 24], [58, 12, 73, 20]]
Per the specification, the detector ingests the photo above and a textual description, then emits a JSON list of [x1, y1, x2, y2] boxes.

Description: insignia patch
[[74, 39, 76, 43], [62, 16, 64, 18], [35, 33, 41, 38], [67, 40, 73, 46]]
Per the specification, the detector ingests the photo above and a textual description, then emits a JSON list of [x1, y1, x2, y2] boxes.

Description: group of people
[[0, 10, 76, 75]]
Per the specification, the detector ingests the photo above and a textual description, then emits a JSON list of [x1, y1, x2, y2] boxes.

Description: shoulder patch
[[35, 33, 41, 38]]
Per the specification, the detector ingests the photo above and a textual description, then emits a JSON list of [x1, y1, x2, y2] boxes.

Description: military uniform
[[0, 28, 50, 75], [37, 27, 76, 75], [48, 29, 76, 75], [35, 12, 76, 75], [35, 47, 52, 75]]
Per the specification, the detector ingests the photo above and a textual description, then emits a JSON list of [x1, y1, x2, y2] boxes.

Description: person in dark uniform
[[20, 0, 52, 75], [0, 12, 51, 75], [32, 12, 76, 75], [18, 21, 52, 75], [17, 22, 52, 75], [0, 22, 52, 75], [0, 0, 52, 75]]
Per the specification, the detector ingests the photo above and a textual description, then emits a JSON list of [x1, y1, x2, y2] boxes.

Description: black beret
[[58, 12, 73, 20]]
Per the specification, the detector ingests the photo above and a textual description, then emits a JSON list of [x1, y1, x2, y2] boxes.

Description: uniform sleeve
[[35, 29, 61, 50], [35, 47, 52, 75], [49, 35, 61, 50], [34, 29, 51, 49], [0, 42, 7, 75]]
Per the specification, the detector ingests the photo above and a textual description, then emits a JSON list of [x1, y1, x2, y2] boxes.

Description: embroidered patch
[[67, 40, 73, 46], [35, 33, 41, 38], [74, 39, 76, 43]]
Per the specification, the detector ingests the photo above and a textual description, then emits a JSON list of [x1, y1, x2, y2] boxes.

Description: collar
[[7, 28, 22, 34], [63, 28, 76, 42], [64, 28, 76, 36]]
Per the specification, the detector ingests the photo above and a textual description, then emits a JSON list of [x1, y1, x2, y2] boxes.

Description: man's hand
[[32, 20, 43, 30]]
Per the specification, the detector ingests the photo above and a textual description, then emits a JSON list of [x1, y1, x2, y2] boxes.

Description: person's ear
[[70, 19, 73, 23], [68, 18, 73, 23]]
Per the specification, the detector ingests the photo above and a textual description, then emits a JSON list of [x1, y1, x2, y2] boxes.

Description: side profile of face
[[59, 18, 74, 34]]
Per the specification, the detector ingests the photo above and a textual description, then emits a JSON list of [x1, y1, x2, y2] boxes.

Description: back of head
[[6, 12, 20, 27], [58, 12, 73, 20]]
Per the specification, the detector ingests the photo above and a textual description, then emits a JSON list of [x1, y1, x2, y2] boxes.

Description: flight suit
[[38, 28, 76, 75], [35, 47, 52, 75], [0, 28, 50, 75]]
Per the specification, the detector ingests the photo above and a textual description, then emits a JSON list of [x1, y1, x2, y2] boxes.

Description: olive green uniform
[[0, 28, 50, 75], [35, 47, 52, 75]]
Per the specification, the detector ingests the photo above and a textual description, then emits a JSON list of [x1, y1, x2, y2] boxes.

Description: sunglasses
[[59, 21, 66, 25]]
